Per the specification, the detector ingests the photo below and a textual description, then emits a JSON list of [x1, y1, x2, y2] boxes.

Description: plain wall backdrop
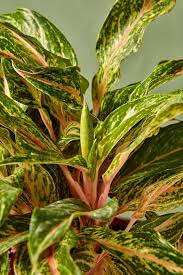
[[0, 0, 183, 103]]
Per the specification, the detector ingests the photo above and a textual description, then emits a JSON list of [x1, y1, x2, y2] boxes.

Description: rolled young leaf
[[80, 98, 94, 161], [92, 0, 175, 115]]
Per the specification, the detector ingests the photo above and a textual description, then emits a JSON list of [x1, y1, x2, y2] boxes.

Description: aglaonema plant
[[0, 0, 183, 274]]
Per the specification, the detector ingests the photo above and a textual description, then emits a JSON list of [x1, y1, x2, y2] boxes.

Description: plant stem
[[60, 165, 90, 207], [125, 217, 137, 232]]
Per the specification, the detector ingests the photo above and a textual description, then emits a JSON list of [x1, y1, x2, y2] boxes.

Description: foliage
[[0, 1, 183, 274]]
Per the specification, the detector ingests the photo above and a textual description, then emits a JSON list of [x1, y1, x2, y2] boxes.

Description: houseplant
[[0, 0, 183, 273]]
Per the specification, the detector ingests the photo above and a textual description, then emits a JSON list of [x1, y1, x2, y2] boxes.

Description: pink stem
[[60, 165, 90, 208], [97, 179, 112, 209]]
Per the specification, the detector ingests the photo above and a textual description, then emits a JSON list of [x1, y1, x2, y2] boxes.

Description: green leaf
[[28, 198, 87, 268], [111, 122, 183, 214], [0, 22, 71, 68], [0, 151, 87, 168], [133, 212, 183, 246], [90, 92, 183, 179], [29, 198, 118, 268], [0, 168, 24, 226], [83, 227, 183, 274], [116, 121, 183, 178], [19, 164, 59, 209], [100, 59, 183, 119], [2, 57, 41, 108], [14, 245, 32, 275], [0, 91, 57, 152], [80, 98, 94, 161], [0, 214, 29, 255], [58, 121, 80, 150], [13, 61, 83, 110], [103, 90, 183, 184], [0, 253, 9, 275], [0, 127, 19, 155], [87, 197, 119, 223], [72, 244, 97, 274], [51, 230, 81, 275], [0, 8, 78, 66], [92, 0, 175, 115]]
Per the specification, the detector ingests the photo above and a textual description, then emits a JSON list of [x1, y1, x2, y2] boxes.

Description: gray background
[[1, 0, 183, 102]]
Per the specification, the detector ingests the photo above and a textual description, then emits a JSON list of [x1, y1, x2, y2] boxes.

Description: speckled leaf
[[19, 164, 59, 209], [100, 59, 183, 119], [0, 127, 19, 155], [58, 121, 80, 150], [28, 198, 88, 269], [89, 93, 181, 179], [111, 158, 183, 216], [29, 197, 119, 268], [13, 61, 83, 109], [83, 227, 183, 274], [87, 197, 119, 223], [103, 90, 183, 184], [0, 151, 87, 169], [50, 230, 81, 275], [92, 0, 175, 115], [0, 8, 78, 66], [0, 214, 29, 255], [0, 253, 9, 275], [0, 168, 24, 226], [72, 244, 97, 274], [80, 98, 94, 161], [2, 57, 41, 107], [0, 22, 70, 68], [0, 91, 57, 152], [133, 212, 183, 246]]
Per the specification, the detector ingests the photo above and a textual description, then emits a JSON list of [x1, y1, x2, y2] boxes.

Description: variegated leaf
[[29, 198, 118, 268], [49, 230, 81, 275], [19, 164, 59, 209], [111, 158, 183, 216], [2, 57, 41, 108], [0, 168, 24, 226], [0, 253, 9, 275], [13, 61, 83, 110], [58, 121, 80, 150], [72, 244, 97, 274], [133, 212, 183, 246], [83, 227, 183, 274], [0, 151, 87, 168], [0, 8, 78, 66], [80, 98, 94, 161], [92, 0, 175, 115], [89, 92, 183, 180], [28, 198, 87, 269], [100, 59, 183, 119], [0, 127, 19, 155], [103, 90, 183, 184], [0, 91, 57, 152], [0, 22, 70, 68], [0, 214, 29, 255], [115, 121, 183, 178]]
